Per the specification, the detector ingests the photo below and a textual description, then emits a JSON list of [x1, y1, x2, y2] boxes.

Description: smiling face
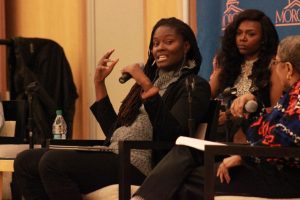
[[151, 26, 190, 70], [235, 20, 263, 60]]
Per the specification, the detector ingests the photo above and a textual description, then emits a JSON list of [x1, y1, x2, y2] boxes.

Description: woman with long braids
[[13, 17, 211, 200], [131, 9, 285, 200]]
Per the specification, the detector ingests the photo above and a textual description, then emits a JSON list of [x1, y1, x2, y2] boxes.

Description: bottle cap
[[56, 110, 62, 115]]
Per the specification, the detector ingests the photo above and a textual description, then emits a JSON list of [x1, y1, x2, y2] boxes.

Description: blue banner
[[197, 0, 300, 80]]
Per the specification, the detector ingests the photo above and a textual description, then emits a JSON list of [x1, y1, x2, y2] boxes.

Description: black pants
[[135, 145, 201, 199], [135, 145, 300, 200], [14, 148, 145, 200]]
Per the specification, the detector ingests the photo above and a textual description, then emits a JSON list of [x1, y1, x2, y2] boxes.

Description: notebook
[[175, 136, 226, 151]]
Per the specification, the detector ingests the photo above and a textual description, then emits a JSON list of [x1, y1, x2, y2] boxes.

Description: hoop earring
[[151, 60, 156, 66]]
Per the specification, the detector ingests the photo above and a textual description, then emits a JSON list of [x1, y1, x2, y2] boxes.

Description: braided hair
[[220, 9, 279, 92], [116, 17, 202, 127]]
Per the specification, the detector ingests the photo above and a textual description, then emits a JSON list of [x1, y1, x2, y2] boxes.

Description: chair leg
[[10, 173, 22, 200]]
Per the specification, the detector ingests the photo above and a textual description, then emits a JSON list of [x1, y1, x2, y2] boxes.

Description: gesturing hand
[[122, 63, 154, 93], [94, 49, 119, 84]]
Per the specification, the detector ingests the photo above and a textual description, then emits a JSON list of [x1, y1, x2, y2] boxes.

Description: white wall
[[87, 0, 145, 139]]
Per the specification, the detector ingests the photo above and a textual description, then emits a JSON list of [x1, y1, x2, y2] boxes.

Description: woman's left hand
[[122, 63, 153, 92], [216, 155, 242, 184]]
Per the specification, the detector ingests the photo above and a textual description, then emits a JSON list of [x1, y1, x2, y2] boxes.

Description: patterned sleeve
[[246, 81, 300, 147]]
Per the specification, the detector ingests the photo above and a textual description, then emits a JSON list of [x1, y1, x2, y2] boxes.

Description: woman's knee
[[172, 145, 203, 164], [38, 150, 68, 178], [14, 148, 47, 176], [14, 149, 31, 173]]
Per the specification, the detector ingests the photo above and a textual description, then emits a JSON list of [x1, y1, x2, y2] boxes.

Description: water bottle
[[52, 110, 67, 140]]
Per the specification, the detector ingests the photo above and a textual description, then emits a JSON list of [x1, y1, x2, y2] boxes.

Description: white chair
[[0, 145, 29, 200], [0, 100, 31, 200]]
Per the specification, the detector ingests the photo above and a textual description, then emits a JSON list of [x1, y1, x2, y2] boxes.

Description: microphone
[[119, 63, 144, 84], [119, 73, 132, 84], [222, 87, 237, 97], [244, 100, 258, 113], [225, 100, 258, 119], [185, 77, 195, 92], [185, 76, 196, 137]]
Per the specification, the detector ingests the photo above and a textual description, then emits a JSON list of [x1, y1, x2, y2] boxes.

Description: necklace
[[234, 60, 257, 96]]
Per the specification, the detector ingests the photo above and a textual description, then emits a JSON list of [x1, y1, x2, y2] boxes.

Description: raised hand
[[94, 49, 119, 84], [121, 63, 153, 92]]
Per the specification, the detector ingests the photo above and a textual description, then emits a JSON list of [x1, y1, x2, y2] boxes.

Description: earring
[[151, 60, 156, 66], [180, 54, 187, 68], [189, 59, 196, 68]]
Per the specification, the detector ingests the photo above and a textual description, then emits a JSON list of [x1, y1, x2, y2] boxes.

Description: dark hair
[[219, 9, 279, 91], [214, 49, 225, 68], [116, 17, 202, 127]]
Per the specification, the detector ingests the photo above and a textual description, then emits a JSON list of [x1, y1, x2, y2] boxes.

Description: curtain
[[0, 0, 6, 100]]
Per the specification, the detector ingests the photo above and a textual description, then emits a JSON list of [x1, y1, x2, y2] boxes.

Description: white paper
[[175, 136, 226, 151]]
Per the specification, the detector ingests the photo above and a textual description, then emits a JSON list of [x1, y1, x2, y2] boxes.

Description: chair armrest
[[118, 140, 174, 200], [0, 137, 28, 144], [46, 139, 105, 147], [204, 145, 300, 200]]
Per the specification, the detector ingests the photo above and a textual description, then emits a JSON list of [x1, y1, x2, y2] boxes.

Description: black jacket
[[90, 70, 211, 164], [9, 37, 78, 143]]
